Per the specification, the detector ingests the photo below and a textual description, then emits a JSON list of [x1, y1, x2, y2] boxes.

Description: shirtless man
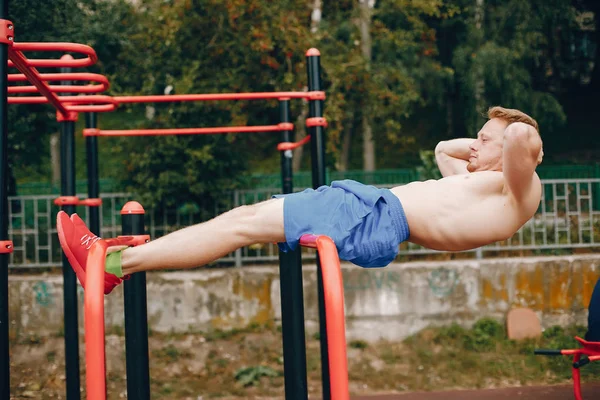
[[57, 106, 544, 294]]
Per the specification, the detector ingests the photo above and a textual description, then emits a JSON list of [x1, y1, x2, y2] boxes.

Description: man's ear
[[537, 149, 544, 165]]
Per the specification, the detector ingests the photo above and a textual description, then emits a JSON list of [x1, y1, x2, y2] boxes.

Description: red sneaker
[[56, 211, 124, 294]]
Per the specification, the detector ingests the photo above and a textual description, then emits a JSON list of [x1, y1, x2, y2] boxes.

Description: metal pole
[[59, 64, 81, 400], [277, 99, 308, 400], [85, 113, 100, 236], [0, 1, 10, 398], [306, 48, 330, 400], [122, 204, 151, 400]]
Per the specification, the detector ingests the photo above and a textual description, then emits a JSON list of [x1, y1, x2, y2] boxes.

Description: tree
[[359, 0, 376, 171], [103, 0, 315, 208], [8, 0, 89, 184]]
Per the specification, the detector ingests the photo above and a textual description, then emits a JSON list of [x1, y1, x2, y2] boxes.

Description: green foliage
[[349, 339, 369, 349], [234, 365, 280, 387], [432, 318, 505, 352], [8, 0, 89, 183], [449, 0, 574, 138], [416, 150, 442, 180], [9, 0, 598, 208]]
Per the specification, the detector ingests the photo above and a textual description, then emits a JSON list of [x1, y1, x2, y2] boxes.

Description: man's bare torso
[[390, 171, 542, 251]]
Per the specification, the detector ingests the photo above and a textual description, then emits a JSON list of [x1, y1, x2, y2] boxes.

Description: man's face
[[467, 118, 507, 173]]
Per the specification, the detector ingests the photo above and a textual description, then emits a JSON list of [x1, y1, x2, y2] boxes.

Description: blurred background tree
[[7, 0, 598, 209]]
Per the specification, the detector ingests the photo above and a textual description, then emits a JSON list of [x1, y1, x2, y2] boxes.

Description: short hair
[[487, 106, 539, 133]]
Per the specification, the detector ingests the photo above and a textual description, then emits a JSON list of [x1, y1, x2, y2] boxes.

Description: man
[[57, 106, 544, 294]]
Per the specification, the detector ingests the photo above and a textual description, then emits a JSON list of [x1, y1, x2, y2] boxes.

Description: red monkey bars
[[5, 36, 326, 138], [7, 42, 114, 116]]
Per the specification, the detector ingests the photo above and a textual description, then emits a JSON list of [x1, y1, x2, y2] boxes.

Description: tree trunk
[[446, 96, 454, 138], [362, 115, 375, 171], [359, 0, 376, 171], [50, 133, 60, 187], [292, 108, 309, 172], [473, 0, 485, 132], [338, 123, 353, 171], [311, 0, 322, 33], [588, 1, 600, 91]]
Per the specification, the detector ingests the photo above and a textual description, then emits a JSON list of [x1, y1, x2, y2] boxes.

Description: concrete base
[[8, 254, 600, 342]]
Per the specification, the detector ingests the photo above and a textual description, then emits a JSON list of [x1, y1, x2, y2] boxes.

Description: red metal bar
[[8, 94, 118, 113], [306, 117, 328, 127], [53, 196, 102, 207], [86, 239, 111, 400], [0, 241, 13, 254], [0, 19, 14, 45], [299, 234, 350, 400], [85, 235, 150, 400], [84, 123, 294, 137], [8, 48, 69, 115], [9, 42, 97, 68], [114, 91, 325, 104], [277, 135, 311, 151], [8, 72, 109, 94], [573, 353, 582, 400]]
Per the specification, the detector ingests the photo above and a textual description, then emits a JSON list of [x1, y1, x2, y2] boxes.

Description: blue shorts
[[273, 180, 410, 268]]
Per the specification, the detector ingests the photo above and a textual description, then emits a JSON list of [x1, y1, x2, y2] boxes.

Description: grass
[[346, 318, 600, 393], [10, 318, 600, 399]]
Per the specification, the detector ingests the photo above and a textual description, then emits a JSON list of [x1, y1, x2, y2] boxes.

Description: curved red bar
[[9, 42, 98, 68], [9, 72, 109, 94], [8, 48, 69, 115], [299, 234, 350, 400], [114, 91, 325, 103], [277, 135, 311, 151], [86, 237, 137, 400], [84, 123, 293, 137], [86, 240, 108, 400], [8, 95, 118, 113]]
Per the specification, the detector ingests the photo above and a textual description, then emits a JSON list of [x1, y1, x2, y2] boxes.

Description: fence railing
[[7, 178, 600, 269]]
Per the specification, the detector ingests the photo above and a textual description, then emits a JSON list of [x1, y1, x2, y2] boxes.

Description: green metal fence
[[536, 164, 600, 180], [15, 164, 600, 195], [241, 168, 420, 189], [16, 179, 119, 196]]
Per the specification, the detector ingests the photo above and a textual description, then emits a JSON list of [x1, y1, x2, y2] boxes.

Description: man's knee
[[237, 199, 284, 241]]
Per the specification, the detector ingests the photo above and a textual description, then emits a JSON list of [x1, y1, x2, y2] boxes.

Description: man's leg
[[120, 198, 285, 274]]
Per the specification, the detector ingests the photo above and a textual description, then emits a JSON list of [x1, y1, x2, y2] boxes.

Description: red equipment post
[[85, 234, 150, 400], [0, 10, 10, 400], [299, 234, 349, 400]]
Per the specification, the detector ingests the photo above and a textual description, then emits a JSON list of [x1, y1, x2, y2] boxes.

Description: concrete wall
[[9, 255, 600, 342]]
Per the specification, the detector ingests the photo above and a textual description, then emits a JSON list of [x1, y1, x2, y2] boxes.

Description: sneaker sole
[[56, 212, 87, 286]]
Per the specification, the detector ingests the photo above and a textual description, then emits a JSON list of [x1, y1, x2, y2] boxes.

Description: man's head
[[467, 106, 542, 173]]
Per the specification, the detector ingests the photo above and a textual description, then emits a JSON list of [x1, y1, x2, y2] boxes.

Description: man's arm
[[503, 122, 543, 202], [434, 139, 475, 177]]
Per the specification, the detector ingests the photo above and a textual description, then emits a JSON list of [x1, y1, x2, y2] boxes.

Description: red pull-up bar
[[114, 91, 325, 103], [83, 123, 295, 137], [9, 42, 98, 68]]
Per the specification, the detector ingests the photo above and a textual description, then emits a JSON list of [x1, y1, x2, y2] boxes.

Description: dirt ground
[[354, 384, 600, 399], [8, 325, 600, 400]]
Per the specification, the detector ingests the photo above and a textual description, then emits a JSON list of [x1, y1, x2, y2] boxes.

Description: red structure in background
[[6, 40, 325, 140], [535, 338, 600, 400]]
